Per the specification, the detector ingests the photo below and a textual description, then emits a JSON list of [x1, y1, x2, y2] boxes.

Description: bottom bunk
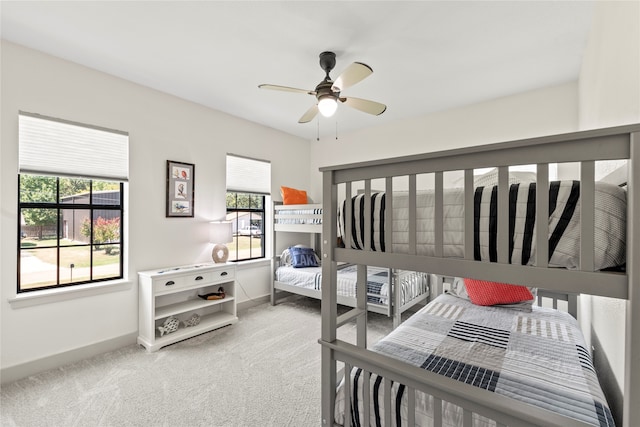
[[331, 291, 613, 427], [272, 249, 429, 327]]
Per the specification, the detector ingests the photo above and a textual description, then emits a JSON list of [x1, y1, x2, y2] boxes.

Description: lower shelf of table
[[155, 295, 235, 320], [138, 311, 238, 352]]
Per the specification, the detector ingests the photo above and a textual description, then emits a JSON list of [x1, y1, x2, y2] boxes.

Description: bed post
[[357, 181, 372, 347], [624, 131, 640, 426], [271, 201, 278, 306], [321, 169, 338, 426]]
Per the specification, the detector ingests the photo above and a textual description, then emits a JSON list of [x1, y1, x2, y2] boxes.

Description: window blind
[[226, 154, 271, 194], [19, 112, 129, 181]]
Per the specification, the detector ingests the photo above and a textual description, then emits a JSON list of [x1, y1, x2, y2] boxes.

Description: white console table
[[138, 262, 237, 352]]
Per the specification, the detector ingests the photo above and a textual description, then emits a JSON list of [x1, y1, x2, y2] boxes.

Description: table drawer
[[211, 267, 235, 283], [152, 271, 213, 294]]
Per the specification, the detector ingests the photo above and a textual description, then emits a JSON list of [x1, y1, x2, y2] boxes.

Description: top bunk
[[319, 124, 640, 301], [274, 202, 323, 234]]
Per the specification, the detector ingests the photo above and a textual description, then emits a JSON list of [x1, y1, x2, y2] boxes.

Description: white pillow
[[445, 276, 469, 299], [599, 161, 628, 187], [450, 168, 537, 188], [473, 168, 537, 187]]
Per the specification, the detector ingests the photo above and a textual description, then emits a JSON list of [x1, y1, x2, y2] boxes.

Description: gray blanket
[[335, 294, 614, 426]]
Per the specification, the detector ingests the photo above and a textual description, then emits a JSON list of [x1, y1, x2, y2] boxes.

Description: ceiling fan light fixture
[[317, 95, 338, 117], [259, 51, 386, 124]]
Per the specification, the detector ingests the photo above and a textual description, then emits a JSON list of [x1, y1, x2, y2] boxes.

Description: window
[[226, 154, 271, 262], [19, 176, 124, 291], [226, 192, 265, 261], [18, 112, 128, 293]]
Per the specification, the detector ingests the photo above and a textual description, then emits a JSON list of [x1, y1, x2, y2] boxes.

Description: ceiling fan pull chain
[[317, 117, 320, 141], [336, 120, 338, 140]]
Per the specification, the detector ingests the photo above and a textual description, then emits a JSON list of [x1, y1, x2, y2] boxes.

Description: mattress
[[338, 180, 626, 271], [275, 263, 427, 306], [335, 293, 615, 427]]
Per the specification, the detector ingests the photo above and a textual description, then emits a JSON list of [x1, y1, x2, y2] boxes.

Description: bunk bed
[[319, 124, 640, 427], [272, 203, 429, 327]]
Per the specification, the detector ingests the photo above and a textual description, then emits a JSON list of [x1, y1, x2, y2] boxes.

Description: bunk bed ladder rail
[[626, 130, 640, 427]]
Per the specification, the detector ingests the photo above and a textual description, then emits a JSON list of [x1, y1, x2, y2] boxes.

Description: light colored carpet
[[1, 295, 396, 427]]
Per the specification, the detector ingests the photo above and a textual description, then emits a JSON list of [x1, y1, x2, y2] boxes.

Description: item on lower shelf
[[157, 316, 180, 336], [198, 287, 225, 300], [183, 313, 201, 327]]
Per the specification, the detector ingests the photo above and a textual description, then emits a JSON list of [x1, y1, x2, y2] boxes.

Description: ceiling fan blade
[[258, 84, 315, 96], [331, 62, 373, 91], [298, 104, 319, 123], [339, 97, 386, 116]]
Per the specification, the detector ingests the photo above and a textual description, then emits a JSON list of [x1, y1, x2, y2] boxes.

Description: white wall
[[309, 81, 579, 200], [579, 1, 640, 129], [577, 2, 640, 424], [0, 41, 310, 380], [2, 39, 578, 383]]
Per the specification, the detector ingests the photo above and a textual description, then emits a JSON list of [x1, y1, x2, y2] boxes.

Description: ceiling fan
[[258, 51, 387, 124]]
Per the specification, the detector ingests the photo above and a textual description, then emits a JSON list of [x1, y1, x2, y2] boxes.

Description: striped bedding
[[335, 294, 615, 427], [338, 180, 626, 271], [275, 263, 427, 306], [274, 206, 323, 225]]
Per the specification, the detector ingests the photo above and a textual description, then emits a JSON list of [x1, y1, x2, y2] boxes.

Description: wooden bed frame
[[319, 124, 640, 426], [271, 202, 429, 327]]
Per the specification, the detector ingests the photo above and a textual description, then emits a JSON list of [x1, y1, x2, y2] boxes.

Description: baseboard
[[0, 332, 137, 385], [237, 295, 270, 312], [2, 298, 271, 385]]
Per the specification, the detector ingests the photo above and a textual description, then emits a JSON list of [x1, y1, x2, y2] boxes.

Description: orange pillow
[[463, 278, 533, 306], [281, 186, 308, 205]]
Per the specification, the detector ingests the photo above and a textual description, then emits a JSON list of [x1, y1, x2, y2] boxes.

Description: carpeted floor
[[1, 295, 396, 427]]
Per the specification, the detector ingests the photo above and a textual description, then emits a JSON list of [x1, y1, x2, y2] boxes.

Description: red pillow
[[463, 278, 533, 306], [281, 186, 308, 205]]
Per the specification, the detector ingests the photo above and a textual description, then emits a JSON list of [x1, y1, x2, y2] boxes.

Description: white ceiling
[[0, 1, 595, 141]]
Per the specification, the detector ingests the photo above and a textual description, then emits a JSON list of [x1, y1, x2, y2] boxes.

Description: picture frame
[[166, 160, 195, 217]]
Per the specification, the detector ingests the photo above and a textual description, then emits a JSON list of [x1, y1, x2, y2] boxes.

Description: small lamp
[[210, 221, 233, 263]]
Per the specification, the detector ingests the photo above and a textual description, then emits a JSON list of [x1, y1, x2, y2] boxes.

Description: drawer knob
[[195, 276, 204, 281], [221, 271, 228, 276], [165, 280, 175, 286]]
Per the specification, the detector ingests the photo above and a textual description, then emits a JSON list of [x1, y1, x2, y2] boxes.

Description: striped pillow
[[463, 278, 534, 306]]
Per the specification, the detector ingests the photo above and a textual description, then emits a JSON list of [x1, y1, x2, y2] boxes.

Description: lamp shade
[[210, 221, 233, 244], [210, 221, 233, 263]]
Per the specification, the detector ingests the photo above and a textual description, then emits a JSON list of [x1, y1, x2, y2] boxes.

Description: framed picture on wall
[[166, 160, 195, 217]]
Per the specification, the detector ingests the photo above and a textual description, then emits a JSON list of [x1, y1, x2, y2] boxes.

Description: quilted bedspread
[[335, 294, 615, 427], [275, 264, 427, 306], [275, 263, 390, 303]]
